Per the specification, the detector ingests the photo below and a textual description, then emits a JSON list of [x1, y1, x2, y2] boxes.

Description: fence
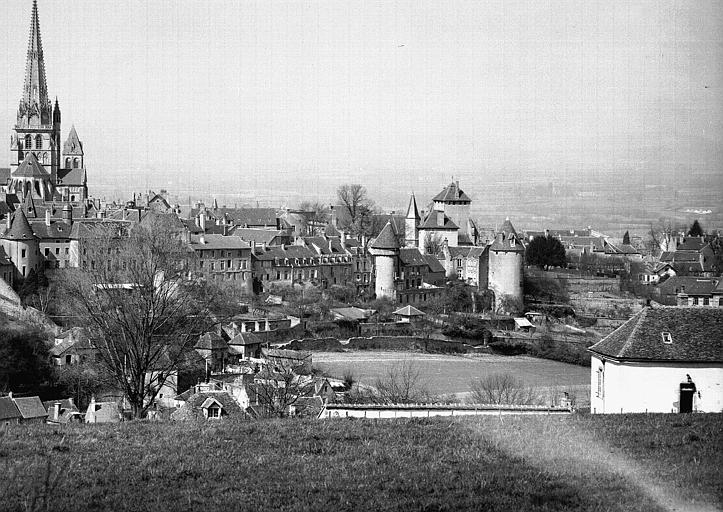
[[320, 403, 573, 419]]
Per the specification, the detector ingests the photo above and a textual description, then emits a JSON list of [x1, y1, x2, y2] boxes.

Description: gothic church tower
[[8, 0, 61, 200]]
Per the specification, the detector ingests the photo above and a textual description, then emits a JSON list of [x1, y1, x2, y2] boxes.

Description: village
[[0, 2, 721, 510]]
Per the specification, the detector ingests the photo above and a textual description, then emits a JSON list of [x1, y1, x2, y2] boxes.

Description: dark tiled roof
[[399, 247, 429, 266], [63, 125, 83, 155], [657, 276, 720, 297], [405, 194, 420, 219], [676, 238, 707, 252], [195, 332, 229, 351], [171, 391, 244, 421], [189, 234, 251, 250], [589, 307, 723, 362], [372, 214, 405, 237], [1, 208, 36, 240], [0, 168, 10, 184], [424, 254, 445, 273], [0, 397, 21, 420], [228, 331, 266, 346], [418, 210, 458, 230], [12, 153, 50, 179], [499, 218, 517, 237], [13, 396, 48, 419], [371, 222, 400, 250], [233, 228, 289, 245], [252, 244, 317, 261], [489, 234, 524, 253], [42, 398, 79, 414], [432, 182, 471, 202], [29, 219, 72, 239], [303, 236, 347, 255]]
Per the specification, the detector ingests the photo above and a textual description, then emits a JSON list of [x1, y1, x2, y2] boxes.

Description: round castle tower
[[0, 208, 41, 283], [370, 221, 399, 300], [487, 218, 524, 311]]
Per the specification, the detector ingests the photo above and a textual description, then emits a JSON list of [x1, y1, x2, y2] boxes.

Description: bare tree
[[57, 215, 227, 418], [250, 358, 317, 417], [373, 358, 429, 404], [336, 184, 375, 236], [469, 373, 541, 405], [298, 200, 329, 235], [423, 232, 444, 255]]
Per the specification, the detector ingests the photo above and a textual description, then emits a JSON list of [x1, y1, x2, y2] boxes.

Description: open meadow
[[314, 351, 590, 403], [0, 414, 720, 511]]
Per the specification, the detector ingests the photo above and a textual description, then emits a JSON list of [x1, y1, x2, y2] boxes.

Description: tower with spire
[[5, 1, 88, 203], [404, 193, 420, 247]]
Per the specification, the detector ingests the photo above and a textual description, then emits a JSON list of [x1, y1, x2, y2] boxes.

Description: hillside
[[1, 414, 720, 511]]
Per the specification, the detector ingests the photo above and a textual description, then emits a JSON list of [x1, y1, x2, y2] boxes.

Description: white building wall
[[488, 250, 523, 305], [590, 356, 723, 414]]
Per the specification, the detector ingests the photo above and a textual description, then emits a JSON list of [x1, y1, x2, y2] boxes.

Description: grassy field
[[314, 351, 590, 402], [0, 414, 720, 511]]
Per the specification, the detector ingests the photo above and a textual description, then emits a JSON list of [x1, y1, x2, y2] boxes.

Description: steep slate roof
[[499, 218, 518, 237], [657, 276, 720, 297], [12, 152, 49, 179], [303, 236, 347, 255], [63, 125, 83, 155], [418, 210, 458, 230], [489, 234, 524, 253], [371, 222, 400, 250], [1, 208, 36, 240], [233, 228, 289, 245], [433, 182, 471, 202], [423, 254, 446, 273], [588, 307, 723, 362], [56, 167, 86, 185], [406, 193, 420, 219], [13, 396, 48, 420], [171, 391, 244, 421], [195, 332, 228, 351], [0, 397, 22, 421], [228, 331, 267, 346], [252, 244, 318, 261], [29, 219, 72, 240], [399, 247, 429, 266], [676, 238, 707, 252]]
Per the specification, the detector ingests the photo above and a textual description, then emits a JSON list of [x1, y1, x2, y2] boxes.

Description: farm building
[[588, 307, 723, 414]]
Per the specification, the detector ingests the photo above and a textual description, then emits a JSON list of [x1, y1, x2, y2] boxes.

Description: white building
[[589, 307, 723, 414]]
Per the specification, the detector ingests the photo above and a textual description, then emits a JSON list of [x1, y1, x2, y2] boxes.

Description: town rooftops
[[432, 181, 472, 203], [371, 222, 400, 250], [399, 247, 429, 266], [657, 276, 721, 297], [588, 307, 723, 363], [252, 244, 317, 260], [233, 228, 289, 245], [195, 332, 228, 351], [423, 254, 446, 273]]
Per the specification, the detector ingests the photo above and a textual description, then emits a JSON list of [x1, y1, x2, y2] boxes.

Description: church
[[1, 0, 91, 287], [1, 0, 88, 203]]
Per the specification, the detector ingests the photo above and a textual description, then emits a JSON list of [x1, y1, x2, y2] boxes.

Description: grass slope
[[0, 414, 720, 511]]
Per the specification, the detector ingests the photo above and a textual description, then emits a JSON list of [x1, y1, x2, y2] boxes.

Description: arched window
[[65, 157, 71, 168], [35, 135, 42, 149], [73, 158, 79, 169], [24, 134, 32, 149]]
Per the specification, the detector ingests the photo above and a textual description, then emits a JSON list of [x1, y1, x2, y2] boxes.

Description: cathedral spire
[[23, 0, 48, 107]]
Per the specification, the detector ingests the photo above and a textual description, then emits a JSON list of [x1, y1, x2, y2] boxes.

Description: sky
[[1, 0, 722, 206]]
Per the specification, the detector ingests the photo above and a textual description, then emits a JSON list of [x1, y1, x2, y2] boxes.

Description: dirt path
[[467, 418, 719, 512]]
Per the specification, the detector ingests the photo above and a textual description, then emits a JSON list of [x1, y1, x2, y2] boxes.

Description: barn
[[588, 307, 722, 414]]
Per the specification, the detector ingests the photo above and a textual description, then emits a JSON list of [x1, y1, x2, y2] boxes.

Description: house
[[50, 328, 96, 366], [43, 398, 83, 424], [0, 396, 22, 426], [330, 306, 375, 322], [171, 391, 245, 421], [659, 237, 718, 277], [227, 331, 267, 360], [654, 276, 721, 306], [261, 348, 313, 375], [392, 305, 425, 323], [588, 307, 723, 414], [84, 397, 122, 423], [12, 396, 48, 424]]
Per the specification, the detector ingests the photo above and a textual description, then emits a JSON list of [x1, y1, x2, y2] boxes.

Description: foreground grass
[[0, 414, 720, 511]]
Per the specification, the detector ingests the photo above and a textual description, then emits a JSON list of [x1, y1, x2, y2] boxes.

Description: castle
[[372, 181, 525, 311]]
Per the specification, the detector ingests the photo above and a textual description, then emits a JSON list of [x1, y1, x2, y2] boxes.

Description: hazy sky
[[1, 0, 721, 204]]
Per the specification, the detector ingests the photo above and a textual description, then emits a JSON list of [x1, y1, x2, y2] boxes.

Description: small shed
[[514, 317, 535, 333], [392, 305, 426, 323]]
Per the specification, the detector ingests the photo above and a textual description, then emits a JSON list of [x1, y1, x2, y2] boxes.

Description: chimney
[[251, 240, 256, 253], [53, 402, 61, 421], [45, 209, 51, 226], [340, 230, 346, 246], [199, 212, 206, 231], [199, 236, 206, 245], [7, 391, 12, 399], [6, 214, 11, 230], [281, 243, 285, 250], [222, 224, 228, 236], [68, 397, 74, 408]]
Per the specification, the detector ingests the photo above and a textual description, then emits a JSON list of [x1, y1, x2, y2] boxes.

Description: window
[[596, 368, 604, 397], [21, 249, 26, 258], [207, 406, 220, 419], [25, 134, 31, 149], [45, 248, 50, 256], [65, 157, 70, 168], [35, 135, 42, 149], [692, 297, 699, 305], [73, 158, 79, 169], [661, 332, 673, 344], [703, 298, 709, 306], [55, 248, 60, 255]]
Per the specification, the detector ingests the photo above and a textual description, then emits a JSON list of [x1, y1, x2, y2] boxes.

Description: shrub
[[469, 373, 541, 405]]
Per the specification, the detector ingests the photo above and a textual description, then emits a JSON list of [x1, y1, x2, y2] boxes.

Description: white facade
[[590, 356, 723, 414]]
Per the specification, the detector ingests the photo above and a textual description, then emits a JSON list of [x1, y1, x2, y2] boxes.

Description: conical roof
[[432, 181, 472, 202], [63, 125, 83, 155], [371, 222, 399, 250], [499, 217, 517, 237], [22, 0, 48, 106], [23, 189, 37, 217], [2, 208, 36, 241], [405, 193, 420, 220]]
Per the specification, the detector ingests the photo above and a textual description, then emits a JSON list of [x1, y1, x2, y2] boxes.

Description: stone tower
[[487, 218, 525, 312], [9, 0, 61, 199], [404, 193, 420, 247], [370, 221, 399, 300], [58, 125, 88, 202], [431, 181, 471, 237], [0, 208, 41, 283]]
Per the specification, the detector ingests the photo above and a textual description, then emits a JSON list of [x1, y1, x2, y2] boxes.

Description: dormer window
[[661, 332, 673, 344]]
